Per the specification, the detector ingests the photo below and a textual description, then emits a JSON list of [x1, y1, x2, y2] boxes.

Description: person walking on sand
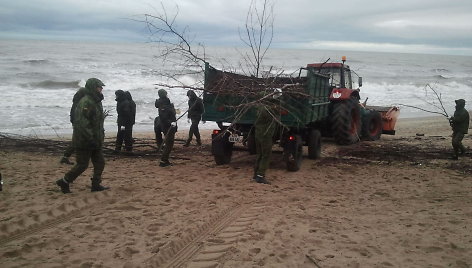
[[253, 91, 281, 184], [155, 89, 177, 167], [55, 78, 109, 194], [449, 99, 469, 160], [114, 90, 135, 153], [184, 90, 204, 147], [60, 87, 87, 165]]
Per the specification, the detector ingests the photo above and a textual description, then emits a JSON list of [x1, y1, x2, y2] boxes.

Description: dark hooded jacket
[[70, 87, 87, 123], [451, 99, 470, 134], [115, 90, 133, 126], [72, 78, 105, 149], [155, 89, 176, 129], [125, 91, 136, 125], [187, 90, 204, 119]]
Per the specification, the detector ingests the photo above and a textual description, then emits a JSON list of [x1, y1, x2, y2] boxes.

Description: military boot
[[196, 137, 202, 146], [183, 138, 191, 147], [60, 156, 74, 165], [56, 178, 71, 194], [159, 160, 172, 167], [91, 179, 109, 192], [254, 175, 270, 185], [113, 146, 121, 154]]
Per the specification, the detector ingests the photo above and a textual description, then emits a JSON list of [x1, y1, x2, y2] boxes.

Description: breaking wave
[[22, 80, 81, 89], [22, 59, 52, 65]]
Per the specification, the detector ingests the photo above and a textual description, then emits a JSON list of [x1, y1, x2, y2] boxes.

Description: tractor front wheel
[[361, 110, 382, 141]]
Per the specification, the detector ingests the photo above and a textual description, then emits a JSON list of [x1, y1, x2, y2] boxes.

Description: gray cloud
[[1, 0, 471, 55]]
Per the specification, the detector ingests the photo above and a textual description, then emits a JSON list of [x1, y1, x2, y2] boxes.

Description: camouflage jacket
[[72, 81, 105, 150]]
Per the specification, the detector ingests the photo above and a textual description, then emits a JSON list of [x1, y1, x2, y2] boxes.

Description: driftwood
[[0, 132, 187, 158]]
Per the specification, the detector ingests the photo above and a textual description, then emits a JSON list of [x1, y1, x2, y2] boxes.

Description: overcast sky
[[1, 0, 472, 55]]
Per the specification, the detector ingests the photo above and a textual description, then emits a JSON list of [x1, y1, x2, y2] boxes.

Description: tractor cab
[[307, 57, 362, 90]]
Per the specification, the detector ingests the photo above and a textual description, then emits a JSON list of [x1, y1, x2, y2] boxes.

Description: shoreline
[[2, 115, 458, 141]]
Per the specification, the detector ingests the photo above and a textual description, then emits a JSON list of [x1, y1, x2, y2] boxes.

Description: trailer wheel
[[361, 111, 382, 141], [213, 144, 233, 165], [247, 130, 257, 155], [331, 97, 361, 145], [284, 135, 303, 172], [212, 133, 233, 165], [307, 129, 322, 159]]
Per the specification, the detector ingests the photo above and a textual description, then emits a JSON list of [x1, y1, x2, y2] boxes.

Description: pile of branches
[[0, 132, 70, 153], [0, 133, 170, 157]]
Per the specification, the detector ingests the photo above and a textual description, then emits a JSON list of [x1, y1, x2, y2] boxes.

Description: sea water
[[1, 39, 471, 137]]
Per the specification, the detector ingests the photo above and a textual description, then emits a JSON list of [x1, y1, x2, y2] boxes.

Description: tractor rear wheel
[[307, 129, 321, 159], [361, 110, 382, 141], [330, 97, 361, 145]]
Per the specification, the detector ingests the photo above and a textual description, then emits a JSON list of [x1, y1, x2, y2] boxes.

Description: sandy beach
[[1, 116, 471, 268]]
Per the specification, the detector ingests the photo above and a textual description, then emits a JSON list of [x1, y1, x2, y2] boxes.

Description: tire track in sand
[[146, 203, 266, 268], [0, 190, 114, 246]]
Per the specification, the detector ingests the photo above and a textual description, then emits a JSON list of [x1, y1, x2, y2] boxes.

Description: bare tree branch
[[396, 83, 450, 119], [136, 0, 315, 134], [239, 0, 274, 78]]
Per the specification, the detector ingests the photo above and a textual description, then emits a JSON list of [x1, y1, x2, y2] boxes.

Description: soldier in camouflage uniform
[[253, 103, 278, 184], [184, 90, 204, 147], [449, 99, 470, 160], [56, 78, 109, 193], [155, 89, 177, 167], [114, 90, 135, 153]]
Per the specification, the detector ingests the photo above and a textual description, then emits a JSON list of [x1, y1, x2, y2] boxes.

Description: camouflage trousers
[[452, 131, 466, 156], [254, 137, 273, 176], [161, 126, 177, 162], [63, 143, 74, 158], [187, 117, 201, 143], [64, 148, 105, 183], [116, 124, 133, 151]]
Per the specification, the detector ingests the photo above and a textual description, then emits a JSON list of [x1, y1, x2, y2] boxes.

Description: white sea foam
[[0, 39, 471, 136]]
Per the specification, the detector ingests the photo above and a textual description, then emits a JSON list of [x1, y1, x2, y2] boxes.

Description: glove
[[171, 122, 177, 127], [202, 121, 206, 124]]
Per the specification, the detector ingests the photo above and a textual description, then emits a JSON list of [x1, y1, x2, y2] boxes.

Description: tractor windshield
[[318, 68, 352, 89]]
